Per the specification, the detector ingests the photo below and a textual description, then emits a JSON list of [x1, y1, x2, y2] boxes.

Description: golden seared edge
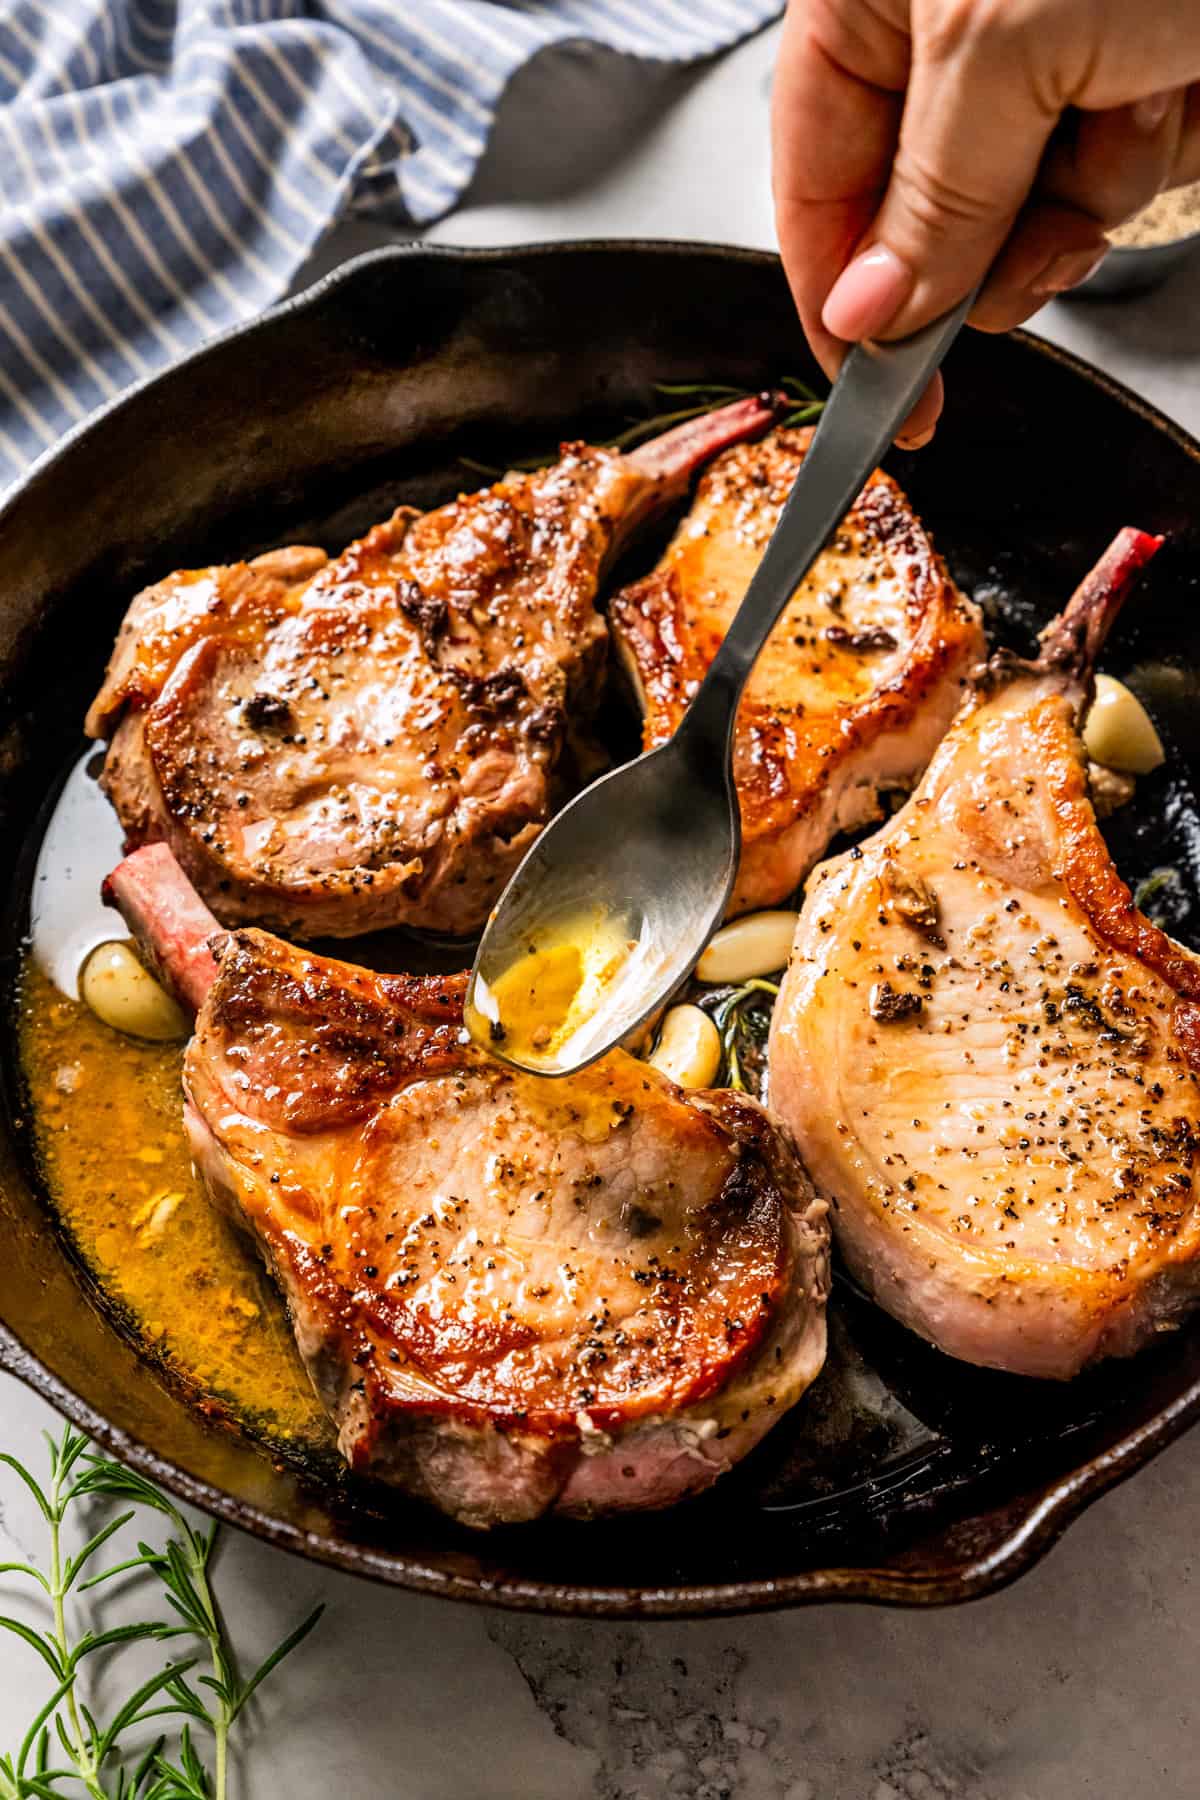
[[610, 426, 985, 916], [769, 529, 1192, 1380], [88, 396, 782, 941], [105, 842, 829, 1527]]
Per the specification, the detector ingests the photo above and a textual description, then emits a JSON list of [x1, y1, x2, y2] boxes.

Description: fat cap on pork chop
[[105, 842, 830, 1527], [767, 528, 1195, 1380]]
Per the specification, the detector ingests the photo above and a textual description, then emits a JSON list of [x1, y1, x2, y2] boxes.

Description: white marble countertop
[[5, 21, 1200, 1797]]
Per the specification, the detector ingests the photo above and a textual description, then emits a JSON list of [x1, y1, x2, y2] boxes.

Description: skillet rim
[[2, 236, 1200, 1618]]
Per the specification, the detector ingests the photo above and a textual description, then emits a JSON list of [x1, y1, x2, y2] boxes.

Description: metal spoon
[[466, 297, 975, 1076]]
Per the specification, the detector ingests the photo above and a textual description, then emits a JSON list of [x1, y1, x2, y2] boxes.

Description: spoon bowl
[[466, 712, 740, 1075], [468, 295, 976, 1075]]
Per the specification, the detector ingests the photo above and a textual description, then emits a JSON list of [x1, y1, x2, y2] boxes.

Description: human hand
[[771, 0, 1200, 444]]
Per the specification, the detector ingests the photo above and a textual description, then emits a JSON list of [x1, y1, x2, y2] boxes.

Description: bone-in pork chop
[[106, 843, 830, 1526], [610, 427, 985, 915], [768, 528, 1192, 1380], [88, 397, 780, 941]]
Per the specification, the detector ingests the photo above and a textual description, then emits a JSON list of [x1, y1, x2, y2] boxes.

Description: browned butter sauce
[[19, 957, 332, 1453]]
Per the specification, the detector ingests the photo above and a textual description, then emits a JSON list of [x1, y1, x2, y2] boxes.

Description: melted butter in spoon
[[467, 908, 645, 1072]]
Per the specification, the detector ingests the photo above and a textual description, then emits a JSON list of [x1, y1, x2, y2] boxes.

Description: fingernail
[[896, 424, 936, 451], [1132, 90, 1174, 133], [1033, 244, 1109, 297], [822, 245, 914, 342]]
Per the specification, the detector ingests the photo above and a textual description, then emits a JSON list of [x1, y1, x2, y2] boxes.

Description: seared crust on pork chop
[[107, 843, 830, 1527], [610, 427, 985, 915], [88, 398, 781, 941], [768, 529, 1191, 1381]]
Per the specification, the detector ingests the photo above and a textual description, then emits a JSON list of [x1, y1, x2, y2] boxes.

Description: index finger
[[770, 0, 909, 381]]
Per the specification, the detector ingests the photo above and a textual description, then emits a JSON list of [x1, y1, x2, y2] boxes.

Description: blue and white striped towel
[[0, 0, 781, 492]]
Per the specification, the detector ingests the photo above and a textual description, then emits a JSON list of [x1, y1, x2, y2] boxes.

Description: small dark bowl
[[1072, 230, 1200, 298], [2, 241, 1200, 1617]]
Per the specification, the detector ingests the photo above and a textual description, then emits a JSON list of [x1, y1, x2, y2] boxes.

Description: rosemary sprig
[[0, 1427, 321, 1800], [710, 978, 781, 1093], [1133, 864, 1184, 926], [777, 374, 826, 429], [457, 374, 826, 478]]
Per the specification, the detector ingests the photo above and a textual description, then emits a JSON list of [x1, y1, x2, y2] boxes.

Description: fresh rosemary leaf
[[0, 1562, 50, 1594], [703, 977, 781, 1095], [63, 1512, 137, 1593], [457, 374, 826, 478], [0, 1616, 65, 1679], [72, 1460, 173, 1511], [129, 1737, 167, 1794], [96, 1660, 201, 1760], [15, 1675, 75, 1786], [72, 1621, 172, 1668], [12, 1777, 68, 1800], [650, 381, 746, 399], [781, 401, 823, 427], [228, 1604, 324, 1723], [78, 1551, 161, 1593], [1, 1426, 322, 1800], [0, 1453, 54, 1524]]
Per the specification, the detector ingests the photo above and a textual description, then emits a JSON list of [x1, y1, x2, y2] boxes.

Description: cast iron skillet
[[2, 241, 1200, 1619]]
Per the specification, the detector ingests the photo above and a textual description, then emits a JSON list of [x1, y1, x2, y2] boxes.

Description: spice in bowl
[[1109, 182, 1200, 249], [1070, 180, 1200, 297]]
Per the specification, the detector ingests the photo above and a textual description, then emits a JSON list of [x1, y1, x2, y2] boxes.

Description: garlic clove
[[81, 941, 187, 1042], [648, 1004, 722, 1090], [696, 910, 799, 985], [1083, 673, 1165, 776]]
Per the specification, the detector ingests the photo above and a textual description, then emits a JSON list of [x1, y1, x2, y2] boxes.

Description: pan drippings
[[18, 959, 331, 1453]]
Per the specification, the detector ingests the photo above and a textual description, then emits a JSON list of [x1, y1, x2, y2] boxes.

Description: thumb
[[822, 15, 1069, 342]]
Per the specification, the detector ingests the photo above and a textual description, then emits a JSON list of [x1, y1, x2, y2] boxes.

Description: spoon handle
[[681, 294, 975, 757]]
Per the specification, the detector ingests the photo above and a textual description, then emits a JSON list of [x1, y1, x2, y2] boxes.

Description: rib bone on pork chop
[[88, 396, 781, 941], [610, 426, 985, 916], [768, 528, 1192, 1380], [106, 843, 830, 1526]]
